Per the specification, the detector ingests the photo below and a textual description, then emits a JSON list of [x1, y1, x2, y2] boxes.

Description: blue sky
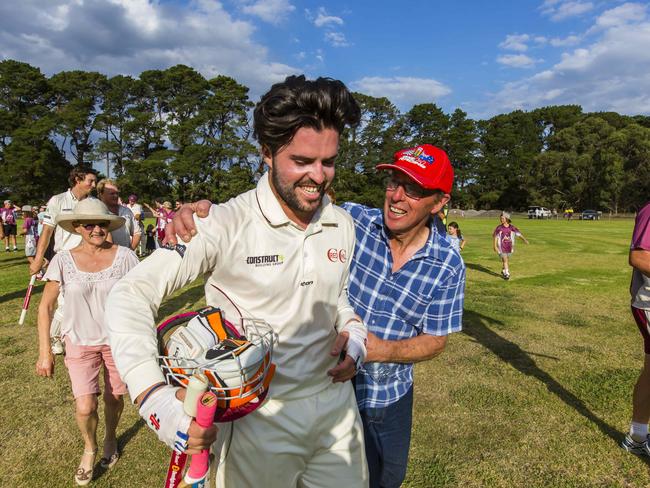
[[1, 0, 649, 118]]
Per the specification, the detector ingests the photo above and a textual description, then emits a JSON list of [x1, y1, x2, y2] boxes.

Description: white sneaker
[[51, 337, 65, 355]]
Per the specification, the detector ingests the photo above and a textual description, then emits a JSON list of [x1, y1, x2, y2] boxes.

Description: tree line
[[1, 59, 649, 212]]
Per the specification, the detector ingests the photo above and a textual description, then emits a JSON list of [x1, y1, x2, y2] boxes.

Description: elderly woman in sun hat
[[35, 198, 139, 486]]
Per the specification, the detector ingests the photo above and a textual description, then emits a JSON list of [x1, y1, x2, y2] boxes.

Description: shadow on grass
[[0, 283, 43, 305], [462, 309, 647, 463], [0, 256, 29, 268], [465, 262, 502, 278], [93, 418, 146, 482], [158, 282, 206, 319]]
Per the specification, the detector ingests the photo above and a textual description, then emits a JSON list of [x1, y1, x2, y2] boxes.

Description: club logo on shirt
[[149, 413, 160, 430], [327, 248, 347, 263], [246, 254, 284, 267]]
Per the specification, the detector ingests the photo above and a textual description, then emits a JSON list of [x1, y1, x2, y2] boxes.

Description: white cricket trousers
[[215, 381, 368, 488], [50, 293, 64, 338]]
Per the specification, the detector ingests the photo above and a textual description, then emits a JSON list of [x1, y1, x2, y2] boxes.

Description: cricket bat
[[18, 274, 37, 325], [164, 374, 209, 488], [181, 391, 218, 488]]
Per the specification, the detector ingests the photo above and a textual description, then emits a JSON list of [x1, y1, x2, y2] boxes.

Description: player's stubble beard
[[270, 166, 329, 217]]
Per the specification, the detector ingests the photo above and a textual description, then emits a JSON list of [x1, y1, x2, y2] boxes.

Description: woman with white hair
[[35, 199, 139, 486]]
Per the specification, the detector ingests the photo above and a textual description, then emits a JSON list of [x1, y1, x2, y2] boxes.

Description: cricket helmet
[[157, 306, 275, 422]]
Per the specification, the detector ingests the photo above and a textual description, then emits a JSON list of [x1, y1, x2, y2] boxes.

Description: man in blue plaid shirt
[[343, 144, 465, 488]]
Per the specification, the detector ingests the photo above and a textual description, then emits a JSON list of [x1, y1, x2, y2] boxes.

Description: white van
[[527, 206, 552, 219]]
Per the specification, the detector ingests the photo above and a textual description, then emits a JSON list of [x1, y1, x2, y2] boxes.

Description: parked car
[[580, 209, 602, 220], [527, 206, 552, 219]]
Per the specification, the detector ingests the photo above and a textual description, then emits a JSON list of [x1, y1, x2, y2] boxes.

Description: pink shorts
[[63, 337, 128, 399]]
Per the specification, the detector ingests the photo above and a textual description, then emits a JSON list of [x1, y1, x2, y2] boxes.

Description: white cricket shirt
[[106, 173, 360, 401], [110, 205, 140, 248]]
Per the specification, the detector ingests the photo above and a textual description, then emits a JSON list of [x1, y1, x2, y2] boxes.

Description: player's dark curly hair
[[253, 75, 361, 156], [68, 165, 97, 187]]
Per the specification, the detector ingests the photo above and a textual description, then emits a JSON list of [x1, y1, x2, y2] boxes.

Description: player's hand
[[36, 353, 54, 377], [164, 200, 212, 245], [328, 331, 357, 383], [29, 257, 44, 276], [174, 387, 218, 453]]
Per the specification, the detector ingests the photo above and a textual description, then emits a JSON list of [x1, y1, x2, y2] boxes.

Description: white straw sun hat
[[56, 198, 125, 235]]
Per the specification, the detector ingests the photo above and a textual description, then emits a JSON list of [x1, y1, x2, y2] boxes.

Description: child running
[[493, 212, 529, 280], [446, 221, 465, 252]]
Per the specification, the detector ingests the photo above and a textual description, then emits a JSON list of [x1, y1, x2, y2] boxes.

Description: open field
[[0, 216, 646, 487]]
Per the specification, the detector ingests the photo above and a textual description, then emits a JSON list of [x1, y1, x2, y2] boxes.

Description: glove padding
[[139, 385, 192, 453], [340, 318, 367, 369]]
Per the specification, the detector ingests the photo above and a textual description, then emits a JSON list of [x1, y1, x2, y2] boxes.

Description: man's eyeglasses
[[79, 222, 109, 231], [384, 176, 437, 200]]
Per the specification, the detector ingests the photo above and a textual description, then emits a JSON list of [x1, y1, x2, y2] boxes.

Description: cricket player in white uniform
[[30, 166, 98, 354], [106, 75, 369, 487]]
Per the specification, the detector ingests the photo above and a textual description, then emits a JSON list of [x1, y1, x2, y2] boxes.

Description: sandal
[[100, 438, 120, 469], [74, 449, 97, 486], [99, 451, 120, 469]]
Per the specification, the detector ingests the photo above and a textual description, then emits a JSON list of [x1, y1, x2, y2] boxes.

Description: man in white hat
[[30, 166, 98, 354]]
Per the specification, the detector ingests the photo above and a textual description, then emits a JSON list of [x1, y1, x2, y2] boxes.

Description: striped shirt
[[342, 202, 465, 410]]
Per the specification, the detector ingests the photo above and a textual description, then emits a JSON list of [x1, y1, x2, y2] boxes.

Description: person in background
[[621, 201, 650, 456], [36, 199, 138, 486], [97, 179, 141, 251], [144, 224, 156, 256], [20, 205, 39, 268], [446, 221, 465, 252], [30, 166, 98, 355], [125, 194, 144, 256], [493, 211, 529, 280], [1, 199, 19, 251], [144, 199, 168, 247]]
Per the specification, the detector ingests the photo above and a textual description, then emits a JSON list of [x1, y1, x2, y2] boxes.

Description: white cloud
[[592, 2, 646, 29], [240, 0, 295, 25], [549, 34, 581, 46], [500, 34, 530, 52], [0, 0, 300, 96], [350, 76, 451, 108], [485, 4, 650, 116], [497, 54, 538, 68], [541, 0, 594, 21], [325, 31, 349, 47], [308, 7, 344, 27]]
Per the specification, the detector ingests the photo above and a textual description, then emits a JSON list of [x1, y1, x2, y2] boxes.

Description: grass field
[[0, 216, 646, 487]]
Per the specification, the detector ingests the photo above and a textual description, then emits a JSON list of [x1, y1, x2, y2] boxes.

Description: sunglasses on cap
[[383, 175, 438, 200], [77, 222, 109, 231]]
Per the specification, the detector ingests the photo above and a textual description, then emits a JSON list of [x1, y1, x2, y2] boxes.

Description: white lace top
[[44, 246, 140, 346]]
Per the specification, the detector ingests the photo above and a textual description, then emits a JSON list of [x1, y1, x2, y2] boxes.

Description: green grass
[[1, 217, 647, 487]]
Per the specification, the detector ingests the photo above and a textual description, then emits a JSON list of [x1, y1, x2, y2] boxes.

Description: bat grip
[[184, 391, 217, 484]]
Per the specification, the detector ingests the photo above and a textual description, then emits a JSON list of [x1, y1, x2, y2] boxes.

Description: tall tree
[[50, 70, 108, 166]]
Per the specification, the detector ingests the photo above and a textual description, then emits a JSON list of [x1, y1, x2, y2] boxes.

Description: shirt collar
[[67, 188, 79, 202], [255, 172, 338, 228]]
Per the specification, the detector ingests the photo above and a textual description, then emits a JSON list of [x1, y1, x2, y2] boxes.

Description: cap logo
[[400, 147, 435, 169]]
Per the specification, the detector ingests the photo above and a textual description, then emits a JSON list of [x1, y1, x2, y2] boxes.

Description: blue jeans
[[358, 387, 413, 488]]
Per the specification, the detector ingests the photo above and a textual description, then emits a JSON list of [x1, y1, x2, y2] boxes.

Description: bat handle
[[184, 391, 217, 485], [19, 274, 37, 325]]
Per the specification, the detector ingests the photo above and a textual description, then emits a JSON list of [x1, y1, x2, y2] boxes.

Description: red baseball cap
[[376, 144, 454, 193]]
